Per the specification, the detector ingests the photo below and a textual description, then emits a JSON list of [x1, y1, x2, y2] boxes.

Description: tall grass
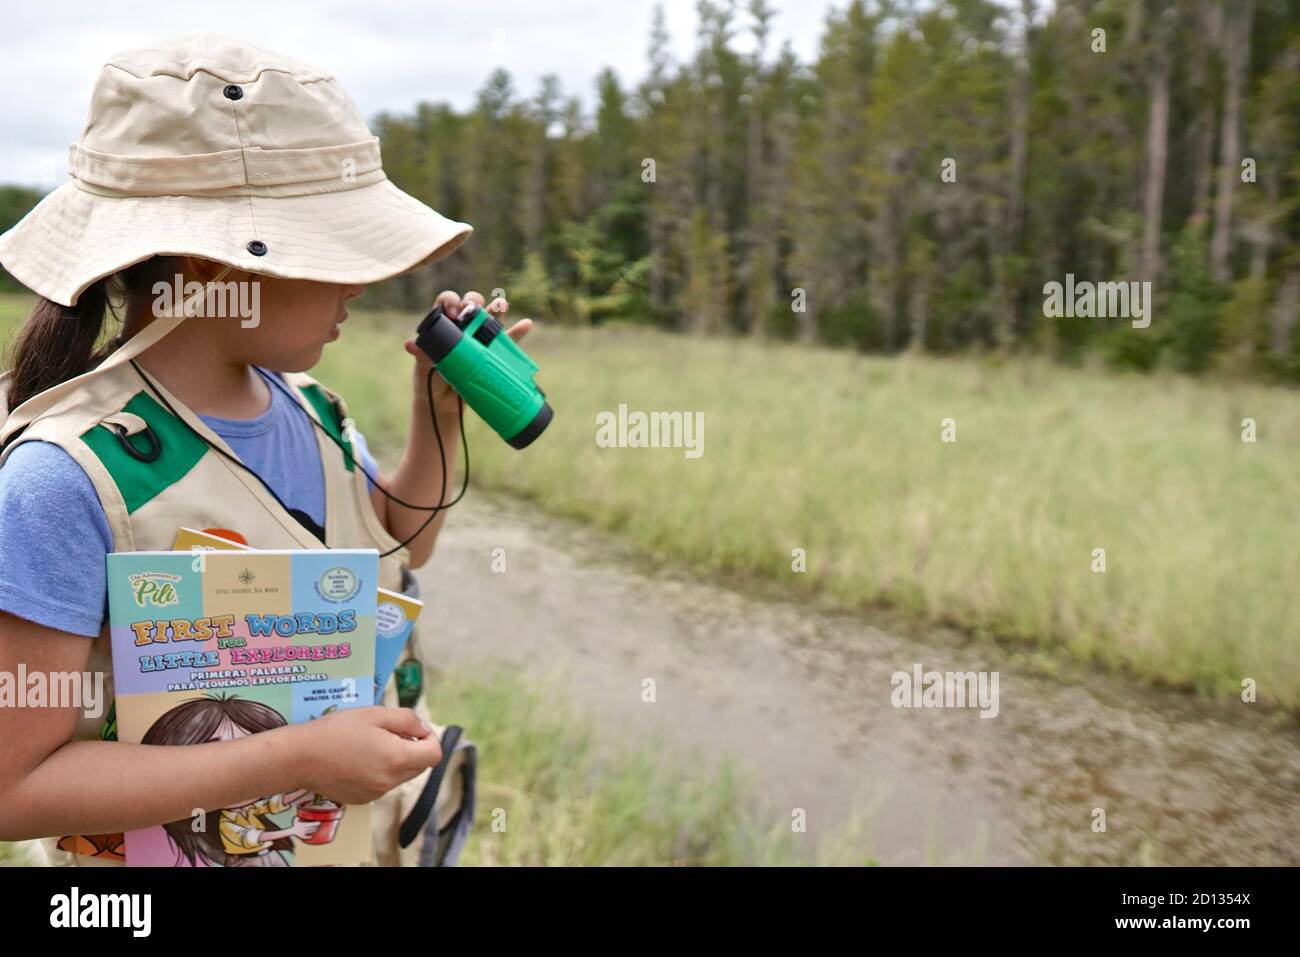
[[314, 312, 1300, 709], [3, 295, 1296, 707]]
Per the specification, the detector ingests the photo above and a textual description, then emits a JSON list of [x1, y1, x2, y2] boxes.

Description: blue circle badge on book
[[376, 601, 404, 637], [317, 566, 361, 602]]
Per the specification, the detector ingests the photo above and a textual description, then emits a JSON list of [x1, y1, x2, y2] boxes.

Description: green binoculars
[[414, 303, 553, 449]]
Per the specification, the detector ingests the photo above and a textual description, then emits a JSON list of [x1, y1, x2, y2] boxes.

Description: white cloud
[[0, 0, 834, 188]]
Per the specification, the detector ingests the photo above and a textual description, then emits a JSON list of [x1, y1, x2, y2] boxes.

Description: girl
[[0, 35, 526, 866]]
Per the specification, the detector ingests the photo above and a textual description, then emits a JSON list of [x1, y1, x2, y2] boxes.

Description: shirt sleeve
[[0, 441, 115, 637]]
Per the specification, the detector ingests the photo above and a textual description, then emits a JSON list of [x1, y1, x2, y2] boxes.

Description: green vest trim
[[99, 700, 117, 742], [298, 383, 355, 472], [79, 391, 209, 514]]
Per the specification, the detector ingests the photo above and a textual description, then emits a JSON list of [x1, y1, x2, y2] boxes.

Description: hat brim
[[0, 178, 473, 307]]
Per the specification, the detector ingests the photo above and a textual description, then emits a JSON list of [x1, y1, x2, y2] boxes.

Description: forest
[[3, 0, 1298, 379]]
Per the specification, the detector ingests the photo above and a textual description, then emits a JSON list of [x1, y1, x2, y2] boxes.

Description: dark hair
[[5, 256, 179, 410], [142, 694, 293, 867]]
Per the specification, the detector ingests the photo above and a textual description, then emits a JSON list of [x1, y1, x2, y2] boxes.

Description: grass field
[[313, 309, 1300, 710], [3, 294, 1298, 709]]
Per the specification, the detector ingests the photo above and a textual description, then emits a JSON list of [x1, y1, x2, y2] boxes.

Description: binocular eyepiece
[[414, 303, 553, 449]]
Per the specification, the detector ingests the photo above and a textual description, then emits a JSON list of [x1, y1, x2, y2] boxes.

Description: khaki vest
[[0, 319, 471, 867]]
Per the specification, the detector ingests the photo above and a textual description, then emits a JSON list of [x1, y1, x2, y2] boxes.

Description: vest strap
[[296, 381, 355, 471], [0, 265, 233, 447]]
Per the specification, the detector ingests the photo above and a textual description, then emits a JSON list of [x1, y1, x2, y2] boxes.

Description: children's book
[[173, 528, 423, 704], [106, 547, 378, 867]]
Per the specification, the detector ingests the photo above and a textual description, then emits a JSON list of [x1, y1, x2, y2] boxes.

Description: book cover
[[106, 548, 378, 867], [173, 528, 423, 703], [371, 590, 421, 706]]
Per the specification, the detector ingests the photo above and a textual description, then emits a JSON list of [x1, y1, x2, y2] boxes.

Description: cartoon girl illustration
[[216, 788, 320, 867], [142, 695, 339, 867]]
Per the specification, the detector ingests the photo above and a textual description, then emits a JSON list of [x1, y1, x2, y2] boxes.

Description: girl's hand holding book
[[292, 706, 442, 806]]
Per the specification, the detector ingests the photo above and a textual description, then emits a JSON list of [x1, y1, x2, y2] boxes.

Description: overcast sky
[[1, 0, 840, 190]]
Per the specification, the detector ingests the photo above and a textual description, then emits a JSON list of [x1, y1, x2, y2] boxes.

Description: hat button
[[223, 84, 244, 100], [247, 240, 268, 256]]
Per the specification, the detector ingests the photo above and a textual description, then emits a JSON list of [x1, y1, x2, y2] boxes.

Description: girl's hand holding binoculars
[[403, 289, 533, 419]]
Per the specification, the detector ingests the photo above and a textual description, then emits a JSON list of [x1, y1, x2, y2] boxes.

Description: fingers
[[467, 292, 526, 339], [404, 339, 433, 363], [374, 706, 445, 768], [404, 736, 444, 771], [372, 705, 433, 738], [433, 289, 463, 319], [434, 289, 511, 322], [462, 292, 511, 318]]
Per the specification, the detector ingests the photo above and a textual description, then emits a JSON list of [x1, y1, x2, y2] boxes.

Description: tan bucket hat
[[0, 34, 473, 308]]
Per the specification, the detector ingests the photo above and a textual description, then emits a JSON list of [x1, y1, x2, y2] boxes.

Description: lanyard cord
[[128, 359, 469, 559], [256, 364, 471, 556]]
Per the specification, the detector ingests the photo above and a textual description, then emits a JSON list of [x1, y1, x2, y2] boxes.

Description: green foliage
[[818, 289, 882, 351], [1218, 275, 1271, 376], [354, 0, 1299, 383], [0, 185, 44, 293], [554, 218, 653, 325], [507, 251, 556, 320], [2, 1, 1297, 382], [1161, 226, 1230, 374]]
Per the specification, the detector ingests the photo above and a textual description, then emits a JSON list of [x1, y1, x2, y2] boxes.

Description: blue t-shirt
[[0, 370, 379, 637]]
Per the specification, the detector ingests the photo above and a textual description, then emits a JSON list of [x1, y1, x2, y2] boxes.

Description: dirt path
[[416, 493, 1300, 865]]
